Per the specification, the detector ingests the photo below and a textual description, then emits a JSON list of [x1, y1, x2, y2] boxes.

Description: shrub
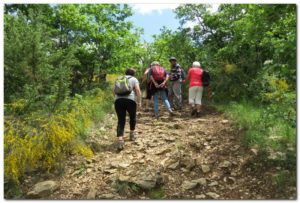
[[4, 87, 113, 186]]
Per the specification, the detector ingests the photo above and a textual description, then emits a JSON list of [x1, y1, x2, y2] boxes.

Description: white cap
[[192, 61, 201, 67], [151, 61, 160, 66]]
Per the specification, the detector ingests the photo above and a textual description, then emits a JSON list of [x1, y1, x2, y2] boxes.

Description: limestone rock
[[104, 168, 117, 174], [71, 170, 82, 176], [27, 180, 59, 198], [168, 161, 179, 170], [181, 156, 195, 170], [117, 173, 157, 190], [182, 177, 207, 191], [195, 157, 202, 165], [231, 145, 240, 151], [219, 160, 232, 168], [201, 165, 210, 173], [195, 194, 206, 199], [99, 193, 116, 199], [134, 174, 157, 190], [118, 163, 130, 169], [165, 137, 176, 142], [221, 120, 229, 124], [87, 187, 97, 199], [231, 171, 237, 177], [182, 181, 198, 190], [251, 148, 258, 156], [160, 157, 170, 168], [118, 175, 131, 182], [99, 127, 106, 132], [195, 178, 207, 186], [208, 181, 218, 187], [135, 179, 156, 190], [206, 192, 220, 199], [110, 161, 128, 169], [196, 118, 207, 122]]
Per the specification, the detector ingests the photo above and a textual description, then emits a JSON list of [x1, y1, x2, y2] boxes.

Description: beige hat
[[151, 61, 160, 66], [192, 61, 201, 67]]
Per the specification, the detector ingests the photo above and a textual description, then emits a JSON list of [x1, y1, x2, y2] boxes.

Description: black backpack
[[202, 70, 211, 87]]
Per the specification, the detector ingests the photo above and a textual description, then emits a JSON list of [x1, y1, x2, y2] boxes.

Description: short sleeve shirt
[[187, 67, 203, 87], [115, 75, 139, 102]]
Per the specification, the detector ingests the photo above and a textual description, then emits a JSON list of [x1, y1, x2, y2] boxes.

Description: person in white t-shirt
[[114, 68, 141, 150]]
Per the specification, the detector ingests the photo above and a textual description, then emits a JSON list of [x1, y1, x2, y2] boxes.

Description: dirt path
[[29, 104, 291, 199]]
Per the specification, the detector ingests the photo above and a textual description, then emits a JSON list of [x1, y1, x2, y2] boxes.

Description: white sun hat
[[192, 61, 201, 67]]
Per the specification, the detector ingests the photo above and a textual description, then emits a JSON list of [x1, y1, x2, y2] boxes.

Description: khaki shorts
[[189, 86, 203, 105]]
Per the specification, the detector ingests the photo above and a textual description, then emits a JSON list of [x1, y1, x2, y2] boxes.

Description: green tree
[[4, 5, 79, 113]]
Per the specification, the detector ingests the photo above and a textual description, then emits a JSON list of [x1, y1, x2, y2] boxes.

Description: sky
[[128, 4, 220, 43], [128, 4, 181, 43]]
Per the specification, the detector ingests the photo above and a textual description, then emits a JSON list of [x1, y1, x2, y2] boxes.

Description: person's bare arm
[[183, 69, 190, 84], [151, 76, 159, 88], [134, 83, 142, 108], [142, 69, 149, 82], [166, 74, 169, 81], [159, 73, 169, 87]]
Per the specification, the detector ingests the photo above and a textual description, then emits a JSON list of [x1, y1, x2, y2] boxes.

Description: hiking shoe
[[168, 109, 175, 116], [173, 106, 182, 111], [191, 109, 197, 116], [117, 140, 125, 150], [129, 131, 136, 141], [155, 113, 160, 119]]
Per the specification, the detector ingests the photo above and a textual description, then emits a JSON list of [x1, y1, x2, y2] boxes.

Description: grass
[[113, 181, 131, 196], [216, 101, 296, 154], [4, 181, 23, 199], [216, 100, 296, 194], [113, 180, 165, 199], [272, 170, 296, 194], [273, 171, 289, 191], [147, 187, 165, 199], [113, 181, 141, 196]]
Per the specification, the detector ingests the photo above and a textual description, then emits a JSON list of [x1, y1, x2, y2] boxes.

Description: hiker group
[[113, 57, 210, 150]]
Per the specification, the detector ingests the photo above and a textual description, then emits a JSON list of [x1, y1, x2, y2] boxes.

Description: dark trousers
[[114, 98, 137, 137], [146, 82, 152, 100]]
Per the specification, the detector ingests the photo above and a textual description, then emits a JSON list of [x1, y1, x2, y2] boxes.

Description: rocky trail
[[24, 104, 293, 200]]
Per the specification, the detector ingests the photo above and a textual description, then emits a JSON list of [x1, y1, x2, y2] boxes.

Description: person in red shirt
[[186, 61, 204, 116]]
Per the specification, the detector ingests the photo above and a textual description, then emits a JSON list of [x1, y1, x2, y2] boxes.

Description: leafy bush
[[4, 87, 113, 185]]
